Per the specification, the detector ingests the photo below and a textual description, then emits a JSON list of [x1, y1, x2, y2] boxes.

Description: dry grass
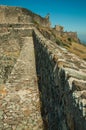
[[66, 41, 86, 60], [37, 26, 86, 60]]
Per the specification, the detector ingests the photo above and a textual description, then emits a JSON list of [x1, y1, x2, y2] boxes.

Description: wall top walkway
[[0, 33, 43, 129]]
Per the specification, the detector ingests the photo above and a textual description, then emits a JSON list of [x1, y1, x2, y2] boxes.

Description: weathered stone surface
[[33, 28, 86, 130], [0, 5, 86, 130], [0, 36, 43, 129], [0, 5, 50, 27]]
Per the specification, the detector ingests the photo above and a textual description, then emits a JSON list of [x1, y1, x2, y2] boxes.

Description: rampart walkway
[[0, 37, 43, 130]]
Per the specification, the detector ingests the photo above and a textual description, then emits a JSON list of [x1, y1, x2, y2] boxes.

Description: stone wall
[[0, 6, 86, 129], [53, 25, 79, 42], [33, 28, 86, 130], [0, 30, 21, 84], [54, 25, 64, 32], [0, 6, 50, 27], [0, 24, 33, 84], [63, 32, 79, 42]]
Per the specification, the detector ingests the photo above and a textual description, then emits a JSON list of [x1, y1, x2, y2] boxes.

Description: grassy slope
[[67, 41, 86, 60], [37, 26, 86, 61]]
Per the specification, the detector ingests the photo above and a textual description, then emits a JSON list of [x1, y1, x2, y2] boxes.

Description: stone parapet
[[33, 28, 86, 130]]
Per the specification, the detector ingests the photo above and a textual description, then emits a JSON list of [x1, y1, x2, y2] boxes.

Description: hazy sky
[[0, 0, 86, 42]]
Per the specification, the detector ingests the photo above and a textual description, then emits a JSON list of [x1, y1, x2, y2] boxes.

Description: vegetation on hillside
[[37, 25, 86, 61]]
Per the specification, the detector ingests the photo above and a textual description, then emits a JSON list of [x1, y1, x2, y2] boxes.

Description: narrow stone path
[[0, 37, 43, 130]]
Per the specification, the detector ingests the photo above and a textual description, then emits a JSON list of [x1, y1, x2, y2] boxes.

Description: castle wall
[[53, 25, 79, 42], [0, 5, 86, 129], [33, 28, 86, 130], [0, 6, 50, 27], [54, 25, 64, 32]]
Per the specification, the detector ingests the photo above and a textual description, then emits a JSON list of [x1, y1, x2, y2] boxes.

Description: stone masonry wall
[[0, 25, 44, 129], [0, 6, 50, 27], [0, 24, 33, 84], [0, 5, 85, 130], [33, 28, 86, 130]]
